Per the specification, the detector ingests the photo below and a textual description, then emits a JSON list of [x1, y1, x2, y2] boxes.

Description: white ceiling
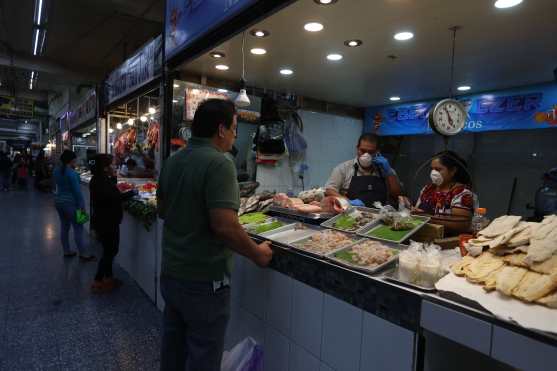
[[183, 0, 557, 108]]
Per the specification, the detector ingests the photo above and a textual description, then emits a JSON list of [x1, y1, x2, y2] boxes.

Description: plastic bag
[[374, 201, 414, 230], [76, 210, 90, 225], [398, 241, 443, 287], [221, 337, 263, 371]]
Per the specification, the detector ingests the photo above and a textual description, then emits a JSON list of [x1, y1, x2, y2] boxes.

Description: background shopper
[[0, 151, 11, 191], [53, 150, 95, 261], [157, 99, 273, 371], [89, 154, 136, 293]]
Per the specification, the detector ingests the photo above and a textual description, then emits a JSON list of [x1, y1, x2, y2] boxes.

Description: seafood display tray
[[326, 240, 405, 276], [267, 206, 335, 222], [320, 206, 380, 234], [357, 215, 430, 244], [287, 232, 361, 259], [259, 223, 322, 245]]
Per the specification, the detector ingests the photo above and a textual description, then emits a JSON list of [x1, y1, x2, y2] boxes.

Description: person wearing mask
[[53, 150, 96, 261], [407, 151, 476, 236], [157, 99, 273, 371], [90, 154, 136, 293], [0, 151, 12, 191], [325, 133, 402, 207]]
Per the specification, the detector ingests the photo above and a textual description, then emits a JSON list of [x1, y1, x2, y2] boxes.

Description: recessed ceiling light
[[210, 51, 226, 58], [116, 123, 123, 130], [344, 39, 363, 47], [457, 85, 471, 91], [127, 118, 134, 125], [215, 64, 230, 71], [314, 0, 338, 4], [394, 31, 414, 41], [250, 29, 270, 38], [494, 0, 523, 8], [250, 48, 267, 55], [140, 116, 147, 122], [280, 68, 294, 76], [173, 83, 179, 88], [218, 89, 228, 93], [304, 22, 324, 32], [390, 96, 401, 101], [326, 53, 343, 61], [148, 107, 156, 114]]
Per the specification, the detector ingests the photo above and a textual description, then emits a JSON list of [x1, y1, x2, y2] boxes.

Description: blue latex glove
[[349, 199, 365, 207], [372, 154, 394, 176]]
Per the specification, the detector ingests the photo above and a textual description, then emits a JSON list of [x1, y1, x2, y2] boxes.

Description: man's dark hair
[[92, 154, 113, 176], [433, 150, 472, 187], [191, 99, 236, 138], [357, 133, 379, 147], [60, 150, 77, 174]]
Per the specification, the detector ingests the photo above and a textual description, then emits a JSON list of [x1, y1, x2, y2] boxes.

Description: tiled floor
[[0, 188, 162, 371]]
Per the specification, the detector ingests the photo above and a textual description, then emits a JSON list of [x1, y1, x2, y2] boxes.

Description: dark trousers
[[160, 276, 231, 371], [95, 226, 120, 281]]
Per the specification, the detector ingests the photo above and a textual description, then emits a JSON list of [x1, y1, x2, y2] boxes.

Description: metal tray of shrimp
[[259, 223, 322, 245], [287, 230, 362, 259], [325, 240, 406, 276], [320, 206, 380, 234]]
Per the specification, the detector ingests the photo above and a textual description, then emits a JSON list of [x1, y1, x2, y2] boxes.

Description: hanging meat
[[145, 121, 160, 151], [114, 127, 137, 160]]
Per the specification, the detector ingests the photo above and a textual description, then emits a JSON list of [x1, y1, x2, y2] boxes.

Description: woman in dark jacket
[[90, 154, 136, 293]]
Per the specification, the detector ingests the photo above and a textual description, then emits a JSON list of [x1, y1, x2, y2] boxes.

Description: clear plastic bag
[[221, 337, 263, 371]]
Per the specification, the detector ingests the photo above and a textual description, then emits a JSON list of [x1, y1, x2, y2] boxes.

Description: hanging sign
[[106, 35, 162, 105], [365, 83, 557, 136], [165, 0, 257, 59], [69, 90, 97, 130]]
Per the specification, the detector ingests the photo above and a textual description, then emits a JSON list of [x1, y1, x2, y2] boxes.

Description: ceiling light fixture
[[210, 51, 226, 59], [390, 96, 401, 101], [172, 99, 178, 103], [494, 0, 523, 8], [235, 32, 251, 108], [394, 31, 414, 41], [457, 85, 471, 91], [116, 123, 123, 130], [127, 118, 134, 125], [326, 53, 343, 61], [140, 116, 147, 122], [108, 128, 114, 134], [215, 64, 230, 71], [250, 29, 270, 38], [218, 89, 228, 93], [35, 0, 43, 25], [148, 107, 156, 114], [344, 39, 363, 47], [250, 48, 267, 55], [173, 83, 179, 88], [314, 0, 337, 4], [32, 28, 39, 55], [304, 22, 324, 32], [280, 68, 294, 76]]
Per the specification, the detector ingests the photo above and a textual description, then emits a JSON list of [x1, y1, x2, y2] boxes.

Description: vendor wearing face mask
[[325, 133, 402, 207], [411, 151, 476, 235]]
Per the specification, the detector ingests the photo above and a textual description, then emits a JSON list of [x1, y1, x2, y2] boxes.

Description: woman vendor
[[408, 151, 476, 236]]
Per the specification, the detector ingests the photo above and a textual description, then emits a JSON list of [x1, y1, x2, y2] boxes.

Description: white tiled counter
[[226, 255, 416, 371]]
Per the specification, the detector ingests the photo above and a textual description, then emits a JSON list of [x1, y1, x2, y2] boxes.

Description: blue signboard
[[364, 83, 557, 136], [165, 0, 258, 59]]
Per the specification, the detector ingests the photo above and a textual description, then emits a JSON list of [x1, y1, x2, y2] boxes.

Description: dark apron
[[346, 164, 388, 207]]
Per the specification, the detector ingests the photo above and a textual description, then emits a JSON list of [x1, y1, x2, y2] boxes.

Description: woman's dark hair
[[92, 154, 113, 176], [191, 99, 236, 138], [60, 150, 76, 174], [433, 150, 471, 186]]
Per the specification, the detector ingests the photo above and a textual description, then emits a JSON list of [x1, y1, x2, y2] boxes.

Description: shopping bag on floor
[[221, 337, 263, 371]]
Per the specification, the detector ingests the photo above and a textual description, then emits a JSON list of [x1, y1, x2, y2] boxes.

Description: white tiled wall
[[226, 255, 416, 371], [256, 110, 363, 194]]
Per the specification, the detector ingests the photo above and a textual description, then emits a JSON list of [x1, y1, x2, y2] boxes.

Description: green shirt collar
[[189, 136, 220, 151]]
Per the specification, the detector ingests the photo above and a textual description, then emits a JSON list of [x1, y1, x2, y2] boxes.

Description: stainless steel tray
[[320, 207, 380, 234], [325, 240, 405, 275], [244, 217, 297, 236], [382, 266, 438, 293], [356, 215, 431, 244], [268, 205, 335, 221], [259, 223, 321, 245], [288, 231, 361, 259]]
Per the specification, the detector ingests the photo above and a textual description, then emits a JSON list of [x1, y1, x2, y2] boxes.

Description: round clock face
[[429, 99, 467, 136]]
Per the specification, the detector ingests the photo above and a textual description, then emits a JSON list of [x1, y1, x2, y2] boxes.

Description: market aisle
[[0, 189, 162, 371]]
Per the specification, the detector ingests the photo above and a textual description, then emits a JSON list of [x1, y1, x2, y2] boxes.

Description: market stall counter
[[79, 175, 160, 304]]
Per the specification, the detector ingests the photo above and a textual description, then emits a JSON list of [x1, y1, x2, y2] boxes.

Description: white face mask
[[358, 153, 373, 168], [430, 169, 444, 186]]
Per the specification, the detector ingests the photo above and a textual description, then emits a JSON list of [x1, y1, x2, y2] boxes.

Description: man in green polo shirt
[[157, 99, 273, 371]]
